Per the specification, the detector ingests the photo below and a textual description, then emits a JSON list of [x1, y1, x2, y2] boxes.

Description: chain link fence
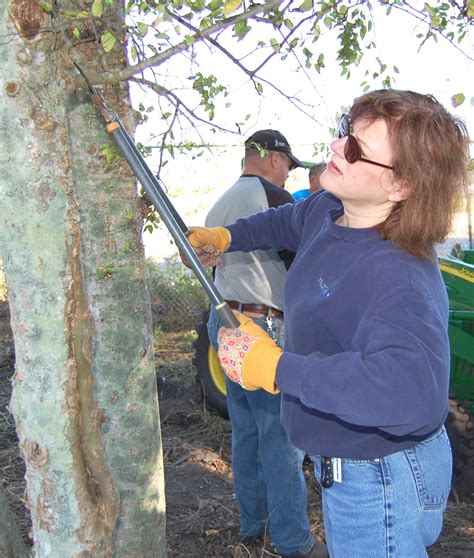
[[146, 256, 211, 332]]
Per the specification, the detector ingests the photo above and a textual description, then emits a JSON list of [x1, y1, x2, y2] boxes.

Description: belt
[[225, 300, 283, 319]]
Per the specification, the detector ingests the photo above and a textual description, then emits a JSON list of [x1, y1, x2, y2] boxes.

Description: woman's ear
[[387, 179, 410, 202]]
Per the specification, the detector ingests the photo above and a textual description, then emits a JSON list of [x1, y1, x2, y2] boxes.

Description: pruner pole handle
[[215, 302, 240, 329]]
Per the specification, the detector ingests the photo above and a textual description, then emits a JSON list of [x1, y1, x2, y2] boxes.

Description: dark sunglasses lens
[[344, 135, 361, 164]]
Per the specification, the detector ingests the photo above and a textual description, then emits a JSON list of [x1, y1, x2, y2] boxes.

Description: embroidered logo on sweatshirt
[[317, 276, 331, 298]]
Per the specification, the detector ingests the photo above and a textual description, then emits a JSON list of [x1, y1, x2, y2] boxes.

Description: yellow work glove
[[218, 311, 282, 394], [183, 226, 231, 268]]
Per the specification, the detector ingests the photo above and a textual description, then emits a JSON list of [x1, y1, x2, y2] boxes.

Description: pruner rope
[[73, 62, 119, 124]]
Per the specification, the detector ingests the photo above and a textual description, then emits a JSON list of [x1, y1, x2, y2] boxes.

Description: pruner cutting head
[[74, 62, 118, 123]]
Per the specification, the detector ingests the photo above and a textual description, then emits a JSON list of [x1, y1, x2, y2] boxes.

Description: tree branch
[[130, 76, 239, 135], [71, 0, 283, 87]]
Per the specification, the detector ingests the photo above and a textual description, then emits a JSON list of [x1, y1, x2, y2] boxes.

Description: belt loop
[[237, 302, 243, 312]]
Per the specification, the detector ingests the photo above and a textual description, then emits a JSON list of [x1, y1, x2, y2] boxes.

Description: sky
[[130, 2, 474, 260]]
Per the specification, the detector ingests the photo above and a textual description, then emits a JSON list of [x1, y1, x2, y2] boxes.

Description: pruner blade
[[74, 62, 118, 123]]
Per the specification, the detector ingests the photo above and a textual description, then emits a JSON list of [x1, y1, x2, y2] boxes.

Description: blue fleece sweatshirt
[[226, 192, 449, 459]]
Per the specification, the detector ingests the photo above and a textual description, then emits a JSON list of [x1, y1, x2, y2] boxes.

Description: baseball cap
[[244, 129, 304, 170]]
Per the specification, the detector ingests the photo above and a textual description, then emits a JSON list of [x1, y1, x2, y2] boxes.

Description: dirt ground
[[1, 301, 473, 557]]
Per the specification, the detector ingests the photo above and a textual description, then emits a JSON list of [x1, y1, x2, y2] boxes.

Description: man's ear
[[269, 151, 280, 168], [387, 179, 410, 202]]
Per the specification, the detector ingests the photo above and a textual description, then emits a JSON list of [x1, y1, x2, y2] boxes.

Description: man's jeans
[[208, 305, 314, 556], [311, 427, 452, 557]]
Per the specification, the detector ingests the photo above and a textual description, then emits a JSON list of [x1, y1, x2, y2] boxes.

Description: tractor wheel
[[445, 396, 474, 501], [193, 312, 228, 418]]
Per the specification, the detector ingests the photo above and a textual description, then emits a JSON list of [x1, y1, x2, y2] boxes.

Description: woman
[[188, 90, 470, 557]]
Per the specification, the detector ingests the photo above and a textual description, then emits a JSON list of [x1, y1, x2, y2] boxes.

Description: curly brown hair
[[349, 90, 471, 259]]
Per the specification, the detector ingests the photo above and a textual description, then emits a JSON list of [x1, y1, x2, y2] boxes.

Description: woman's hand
[[218, 311, 282, 394], [182, 226, 231, 267]]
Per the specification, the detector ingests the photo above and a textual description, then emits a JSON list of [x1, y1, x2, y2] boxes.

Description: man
[[205, 130, 327, 558], [293, 162, 326, 200], [308, 163, 326, 194]]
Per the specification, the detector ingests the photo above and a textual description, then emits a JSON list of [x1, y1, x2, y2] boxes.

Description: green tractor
[[194, 246, 474, 498], [439, 246, 474, 498]]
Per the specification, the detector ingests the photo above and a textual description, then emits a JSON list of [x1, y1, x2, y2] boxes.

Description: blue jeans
[[208, 305, 314, 556], [310, 427, 452, 557]]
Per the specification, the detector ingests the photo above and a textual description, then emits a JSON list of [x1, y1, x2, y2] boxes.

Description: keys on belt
[[225, 300, 283, 319], [321, 457, 342, 487], [321, 457, 334, 488]]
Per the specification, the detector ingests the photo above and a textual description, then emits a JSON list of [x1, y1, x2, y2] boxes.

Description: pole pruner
[[74, 63, 239, 329]]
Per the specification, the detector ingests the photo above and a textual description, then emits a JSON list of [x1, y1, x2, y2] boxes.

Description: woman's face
[[320, 118, 405, 210]]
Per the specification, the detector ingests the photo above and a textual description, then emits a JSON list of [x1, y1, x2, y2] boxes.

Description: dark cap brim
[[288, 153, 305, 169]]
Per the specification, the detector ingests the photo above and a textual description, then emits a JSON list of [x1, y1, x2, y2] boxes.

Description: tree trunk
[[0, 2, 166, 556]]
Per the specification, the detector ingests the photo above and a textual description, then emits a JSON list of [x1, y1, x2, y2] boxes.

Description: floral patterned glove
[[218, 312, 282, 394]]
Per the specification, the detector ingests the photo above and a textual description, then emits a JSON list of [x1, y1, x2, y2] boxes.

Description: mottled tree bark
[[0, 1, 166, 556]]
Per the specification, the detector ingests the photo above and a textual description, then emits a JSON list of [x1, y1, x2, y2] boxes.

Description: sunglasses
[[337, 115, 393, 170]]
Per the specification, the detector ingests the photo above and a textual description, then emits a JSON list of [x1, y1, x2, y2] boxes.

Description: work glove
[[183, 226, 231, 267], [218, 311, 282, 394]]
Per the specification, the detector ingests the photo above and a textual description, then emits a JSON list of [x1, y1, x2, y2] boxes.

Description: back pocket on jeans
[[405, 428, 452, 510]]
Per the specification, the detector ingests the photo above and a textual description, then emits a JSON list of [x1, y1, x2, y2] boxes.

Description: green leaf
[[233, 20, 250, 40], [138, 22, 148, 35], [193, 0, 207, 11], [185, 35, 195, 46], [39, 2, 53, 12], [101, 31, 116, 52], [100, 144, 120, 168], [209, 0, 223, 11], [338, 5, 348, 16], [298, 0, 313, 12], [451, 93, 465, 108], [223, 0, 243, 15], [64, 10, 88, 18], [72, 26, 80, 39], [92, 0, 103, 17], [256, 82, 263, 93], [270, 38, 280, 52], [97, 264, 118, 280]]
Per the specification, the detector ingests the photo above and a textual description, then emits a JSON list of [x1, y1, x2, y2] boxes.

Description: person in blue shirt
[[187, 89, 470, 557], [293, 163, 326, 200]]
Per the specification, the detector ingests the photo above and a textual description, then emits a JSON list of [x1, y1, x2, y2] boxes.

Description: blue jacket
[[226, 192, 449, 459]]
